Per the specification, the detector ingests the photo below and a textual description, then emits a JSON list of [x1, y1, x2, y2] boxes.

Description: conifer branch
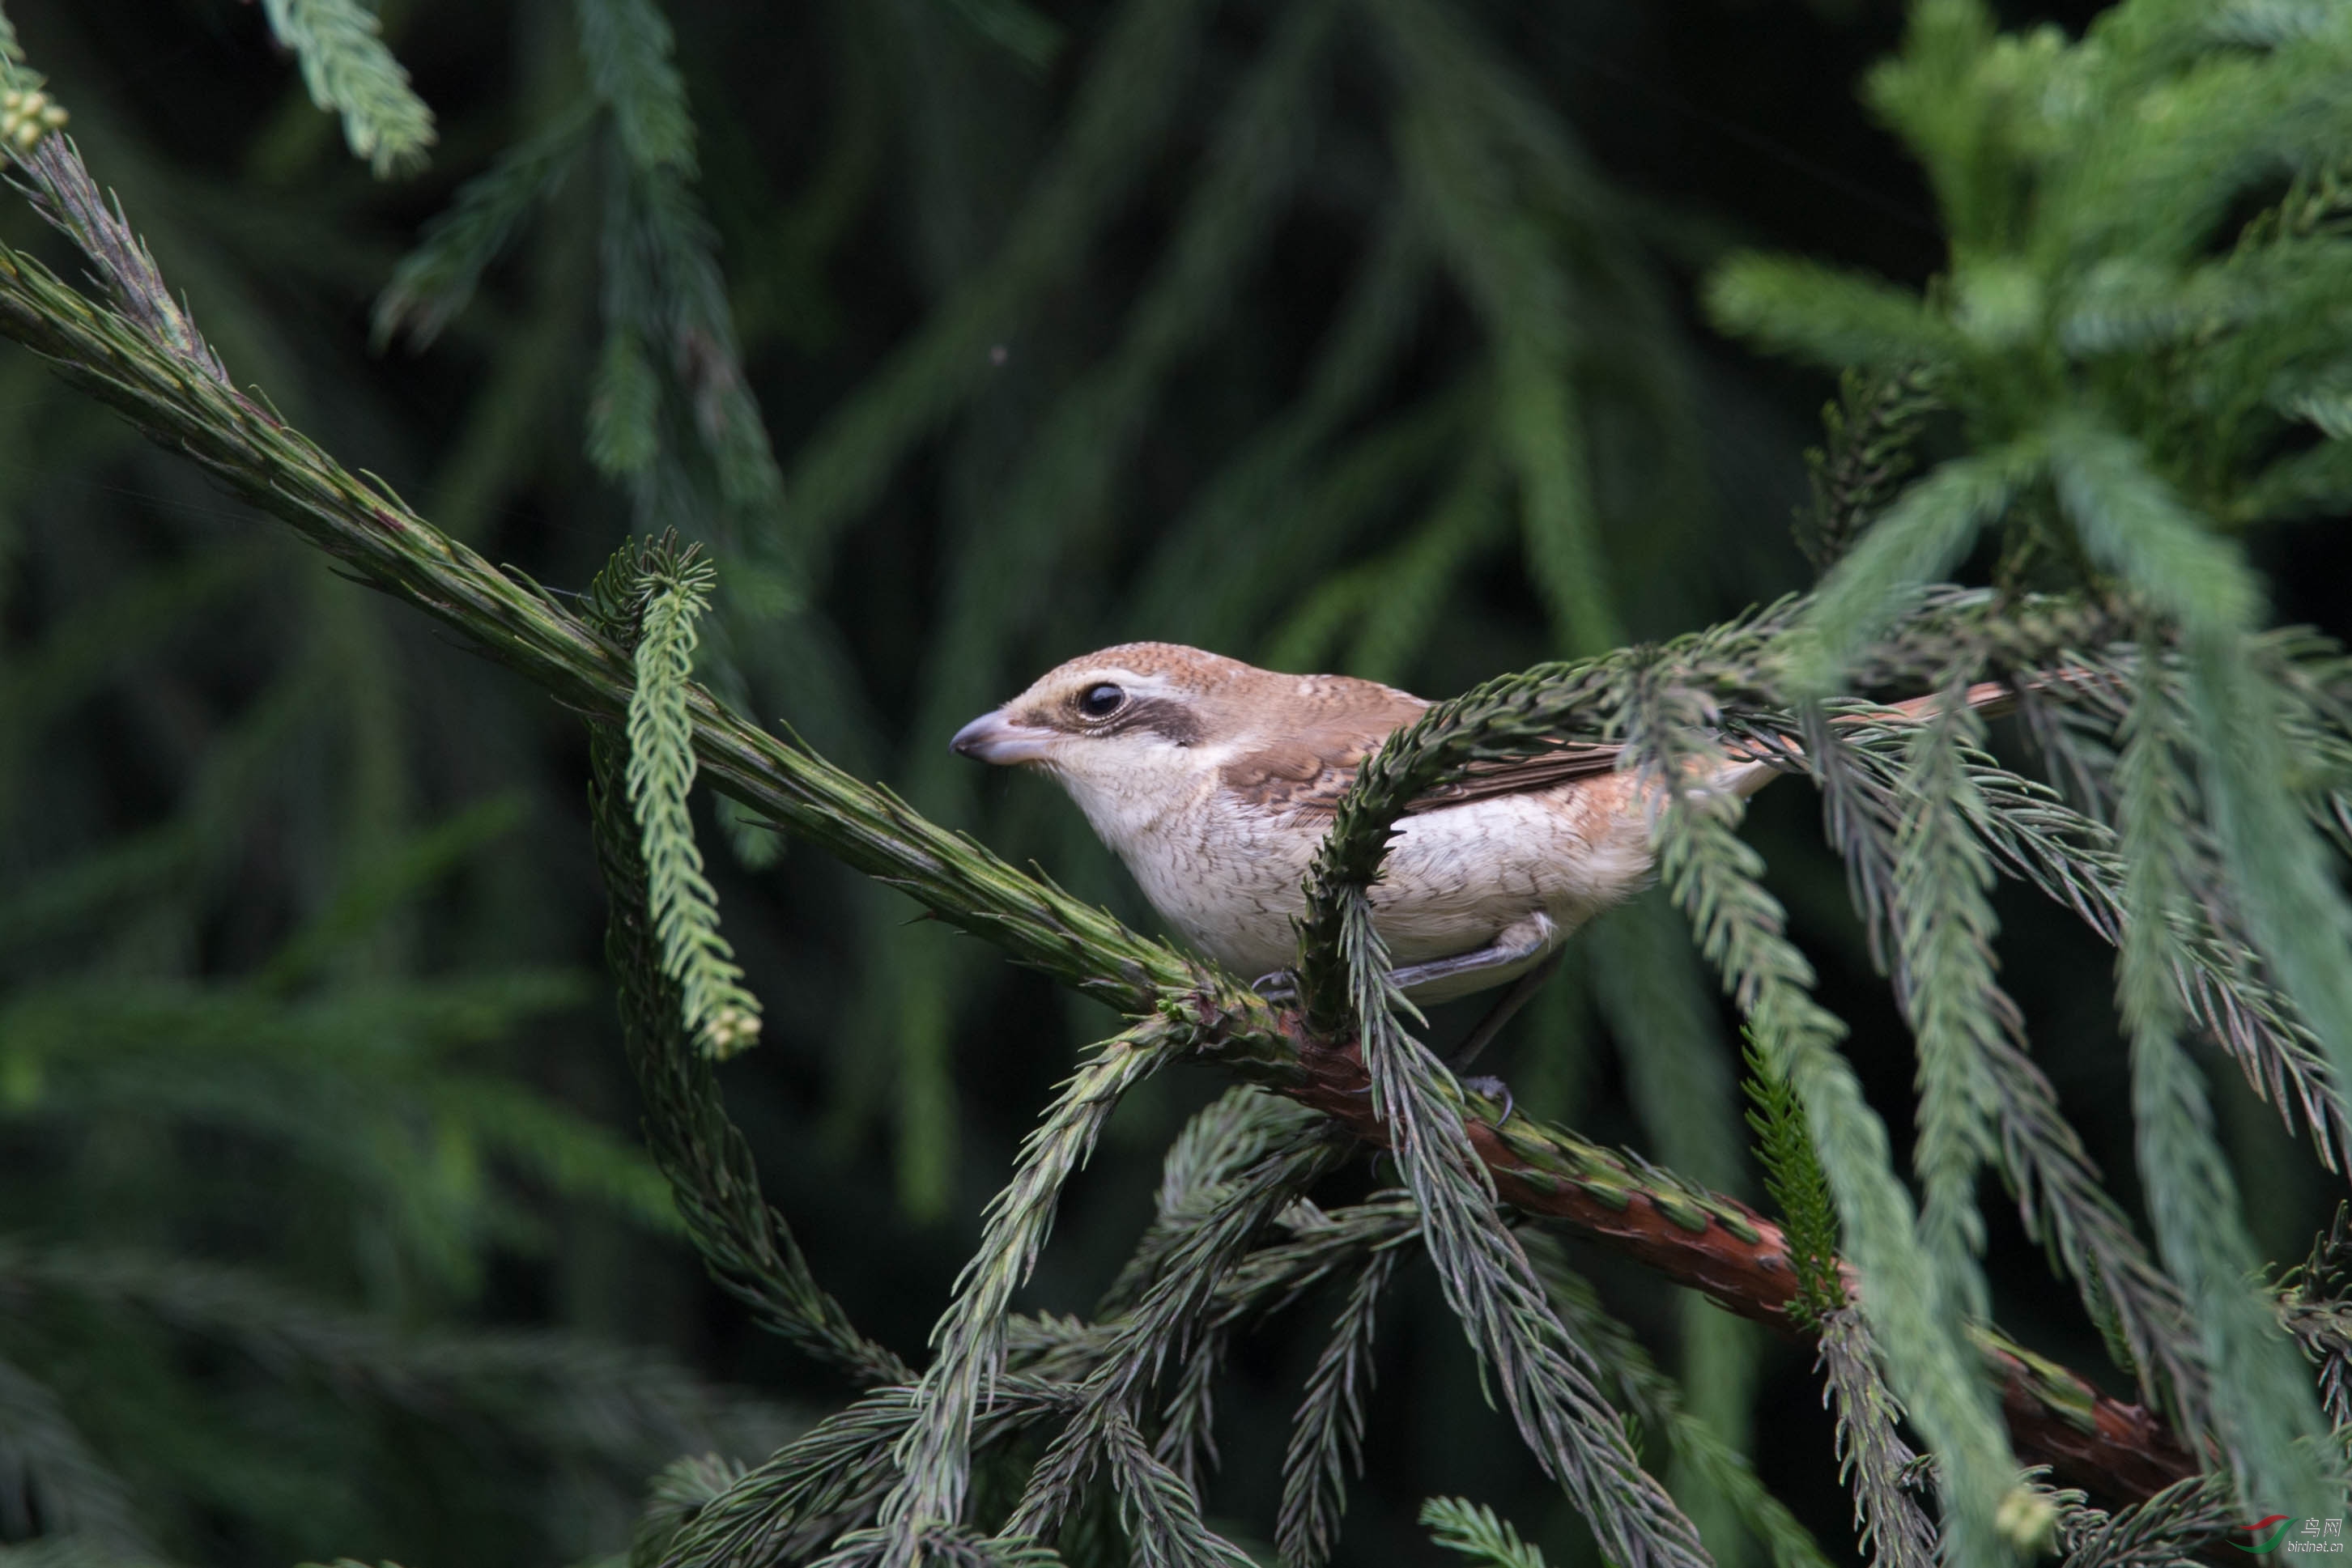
[[1742, 1043, 1844, 1332], [1625, 659, 2024, 1566], [576, 0, 695, 174], [880, 1018, 1191, 1555], [2278, 1203, 2352, 1430], [2114, 671, 2334, 1511], [619, 538, 763, 1057], [1816, 1308, 1939, 1568], [1275, 1244, 1399, 1568], [2052, 1475, 2238, 1568], [1422, 1497, 1550, 1568], [1797, 367, 1941, 574], [0, 128, 2248, 1538], [1891, 691, 2006, 1324], [1525, 1234, 1836, 1568], [1098, 1087, 1324, 1318], [1763, 708, 2213, 1436], [994, 1132, 1349, 1549], [371, 106, 593, 350], [1095, 1406, 1254, 1568], [256, 0, 437, 177], [1764, 689, 2352, 1171], [1333, 893, 1708, 1568], [588, 691, 912, 1389], [1150, 1312, 1229, 1489]]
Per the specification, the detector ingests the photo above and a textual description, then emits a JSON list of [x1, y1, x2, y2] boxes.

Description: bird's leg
[[1257, 913, 1560, 1116], [1261, 912, 1560, 1009], [1385, 911, 1559, 996], [1390, 913, 1563, 1122], [1451, 948, 1563, 1071]]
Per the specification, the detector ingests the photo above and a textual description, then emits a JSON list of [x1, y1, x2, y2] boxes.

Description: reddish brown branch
[[1271, 1023, 2198, 1506]]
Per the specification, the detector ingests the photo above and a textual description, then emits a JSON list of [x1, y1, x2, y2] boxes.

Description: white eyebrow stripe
[[1095, 671, 1181, 699]]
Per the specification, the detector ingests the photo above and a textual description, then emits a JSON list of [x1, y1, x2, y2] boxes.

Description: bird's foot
[[1461, 1074, 1516, 1124], [1251, 969, 1301, 1005]]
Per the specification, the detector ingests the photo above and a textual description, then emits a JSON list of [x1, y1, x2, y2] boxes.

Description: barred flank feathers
[[621, 541, 763, 1058], [257, 0, 436, 176]]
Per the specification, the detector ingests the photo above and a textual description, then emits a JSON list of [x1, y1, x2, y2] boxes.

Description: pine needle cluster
[[13, 1, 2352, 1566], [254, 0, 436, 176], [604, 535, 764, 1057]]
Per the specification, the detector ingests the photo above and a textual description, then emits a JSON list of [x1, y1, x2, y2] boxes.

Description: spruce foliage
[[253, 0, 436, 176], [8, 1, 2352, 1566]]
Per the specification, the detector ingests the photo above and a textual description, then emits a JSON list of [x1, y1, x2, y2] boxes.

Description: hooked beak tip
[[951, 710, 1055, 765]]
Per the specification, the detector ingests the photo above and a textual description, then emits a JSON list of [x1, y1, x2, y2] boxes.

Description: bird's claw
[[1252, 969, 1301, 1005], [1463, 1074, 1516, 1124]]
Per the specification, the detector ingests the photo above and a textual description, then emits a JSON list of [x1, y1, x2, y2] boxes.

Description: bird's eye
[[1078, 682, 1126, 719]]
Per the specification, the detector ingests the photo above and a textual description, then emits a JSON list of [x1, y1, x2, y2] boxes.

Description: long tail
[[1717, 677, 2053, 798]]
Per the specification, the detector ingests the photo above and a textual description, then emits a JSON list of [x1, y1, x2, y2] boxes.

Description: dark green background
[[0, 2, 2334, 1564]]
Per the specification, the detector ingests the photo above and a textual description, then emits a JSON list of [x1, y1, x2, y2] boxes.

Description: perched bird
[[951, 642, 2002, 1041]]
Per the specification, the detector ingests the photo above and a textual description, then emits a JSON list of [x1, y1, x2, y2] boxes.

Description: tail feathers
[[1882, 678, 2016, 725], [1713, 672, 2081, 800]]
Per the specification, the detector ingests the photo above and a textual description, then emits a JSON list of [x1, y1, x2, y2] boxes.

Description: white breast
[[1108, 776, 1665, 995]]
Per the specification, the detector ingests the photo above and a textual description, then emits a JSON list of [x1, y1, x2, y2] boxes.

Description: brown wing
[[1219, 722, 1399, 815], [1222, 725, 1623, 818], [1399, 741, 1624, 814]]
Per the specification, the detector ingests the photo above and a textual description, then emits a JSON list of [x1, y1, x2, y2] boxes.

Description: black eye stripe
[[1098, 696, 1203, 746]]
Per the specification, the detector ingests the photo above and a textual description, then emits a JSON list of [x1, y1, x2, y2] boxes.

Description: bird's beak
[[951, 708, 1057, 765]]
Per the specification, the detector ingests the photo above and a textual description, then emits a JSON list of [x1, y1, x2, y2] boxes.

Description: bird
[[949, 641, 2006, 1055]]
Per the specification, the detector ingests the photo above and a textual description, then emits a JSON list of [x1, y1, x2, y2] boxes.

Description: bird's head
[[951, 643, 1427, 850], [949, 644, 1251, 824]]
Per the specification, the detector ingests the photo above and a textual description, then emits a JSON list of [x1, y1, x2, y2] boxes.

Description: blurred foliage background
[[1, 0, 2342, 1564]]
